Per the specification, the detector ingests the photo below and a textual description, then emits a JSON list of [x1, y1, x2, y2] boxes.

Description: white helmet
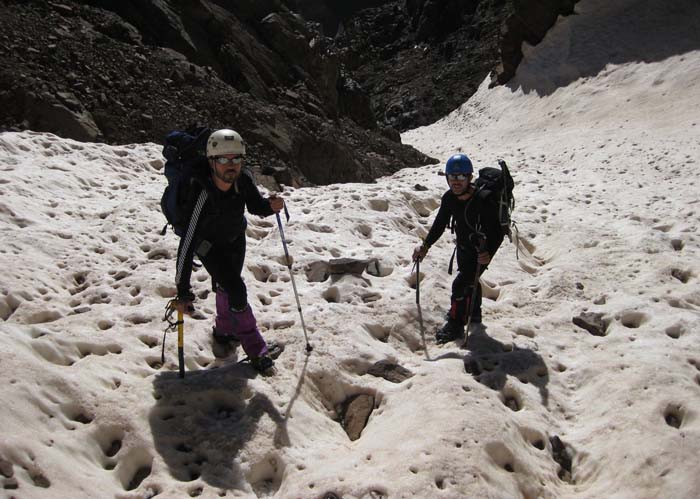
[[206, 129, 246, 157]]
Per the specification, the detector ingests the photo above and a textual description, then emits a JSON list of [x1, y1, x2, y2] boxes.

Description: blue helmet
[[445, 153, 473, 175]]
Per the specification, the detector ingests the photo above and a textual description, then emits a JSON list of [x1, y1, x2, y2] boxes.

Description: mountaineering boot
[[265, 341, 285, 360], [212, 327, 241, 358], [250, 355, 275, 376], [249, 341, 284, 376], [436, 320, 465, 344]]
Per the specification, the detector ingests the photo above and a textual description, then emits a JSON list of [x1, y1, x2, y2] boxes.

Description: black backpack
[[445, 159, 516, 274], [474, 159, 515, 241], [159, 126, 211, 236]]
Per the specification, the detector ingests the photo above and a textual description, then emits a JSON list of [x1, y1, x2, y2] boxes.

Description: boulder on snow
[[340, 394, 374, 441], [328, 258, 369, 275], [366, 360, 414, 383], [305, 261, 330, 282], [572, 311, 609, 336]]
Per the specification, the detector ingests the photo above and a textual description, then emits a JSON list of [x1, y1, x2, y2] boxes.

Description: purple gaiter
[[216, 288, 268, 358]]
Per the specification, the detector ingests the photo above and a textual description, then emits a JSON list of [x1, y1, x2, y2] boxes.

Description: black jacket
[[175, 168, 274, 296], [424, 187, 504, 257]]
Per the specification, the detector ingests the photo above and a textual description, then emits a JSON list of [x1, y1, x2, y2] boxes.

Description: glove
[[412, 244, 428, 262], [269, 193, 284, 213], [174, 290, 195, 315]]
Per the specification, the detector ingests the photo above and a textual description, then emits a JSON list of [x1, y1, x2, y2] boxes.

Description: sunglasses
[[214, 155, 243, 165], [447, 173, 470, 181]]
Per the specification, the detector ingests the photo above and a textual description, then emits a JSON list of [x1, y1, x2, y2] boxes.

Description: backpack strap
[[447, 245, 457, 275], [446, 189, 479, 274], [461, 188, 480, 234], [175, 189, 209, 287]]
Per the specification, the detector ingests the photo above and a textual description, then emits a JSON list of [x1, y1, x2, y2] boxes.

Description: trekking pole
[[463, 265, 481, 339], [463, 237, 487, 347], [275, 212, 313, 353]]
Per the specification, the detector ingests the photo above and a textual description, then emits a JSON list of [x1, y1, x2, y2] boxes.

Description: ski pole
[[275, 212, 313, 353], [464, 263, 481, 338], [177, 310, 185, 378]]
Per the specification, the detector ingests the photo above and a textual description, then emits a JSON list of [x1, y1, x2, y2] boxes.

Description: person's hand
[[269, 194, 284, 213], [173, 297, 195, 316], [413, 244, 428, 262], [477, 251, 491, 265]]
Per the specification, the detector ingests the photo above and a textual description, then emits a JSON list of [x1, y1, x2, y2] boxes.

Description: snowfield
[[1, 0, 699, 497]]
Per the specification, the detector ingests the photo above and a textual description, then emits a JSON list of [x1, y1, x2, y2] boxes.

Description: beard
[[213, 166, 240, 183]]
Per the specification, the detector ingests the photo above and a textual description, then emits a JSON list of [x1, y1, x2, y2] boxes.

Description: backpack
[[446, 159, 516, 274], [474, 159, 515, 241], [160, 126, 211, 236]]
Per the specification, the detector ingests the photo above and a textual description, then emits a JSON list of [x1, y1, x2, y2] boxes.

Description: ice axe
[[162, 301, 187, 378], [177, 311, 185, 378], [412, 260, 424, 331], [413, 259, 429, 358]]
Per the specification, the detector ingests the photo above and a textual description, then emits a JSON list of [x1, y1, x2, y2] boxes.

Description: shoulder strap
[[476, 187, 493, 201], [175, 189, 209, 286], [447, 245, 457, 275], [461, 189, 480, 232]]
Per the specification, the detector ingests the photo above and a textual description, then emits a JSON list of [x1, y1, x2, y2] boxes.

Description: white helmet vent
[[206, 129, 246, 157]]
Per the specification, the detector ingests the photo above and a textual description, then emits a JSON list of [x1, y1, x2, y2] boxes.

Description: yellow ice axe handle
[[177, 310, 185, 378]]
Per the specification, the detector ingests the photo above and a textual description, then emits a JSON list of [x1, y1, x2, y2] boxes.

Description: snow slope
[[1, 0, 699, 497]]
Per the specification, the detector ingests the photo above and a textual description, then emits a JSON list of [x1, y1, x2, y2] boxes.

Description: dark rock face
[[331, 0, 496, 132], [0, 0, 577, 184], [0, 0, 432, 187], [309, 0, 580, 131], [493, 0, 579, 85]]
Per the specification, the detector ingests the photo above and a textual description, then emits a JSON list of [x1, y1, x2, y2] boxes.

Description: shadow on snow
[[149, 362, 290, 492]]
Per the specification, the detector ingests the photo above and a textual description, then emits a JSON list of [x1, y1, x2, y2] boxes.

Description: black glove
[[176, 288, 195, 302]]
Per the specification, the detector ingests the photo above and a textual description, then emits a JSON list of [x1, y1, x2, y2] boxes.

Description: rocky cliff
[[0, 0, 577, 186]]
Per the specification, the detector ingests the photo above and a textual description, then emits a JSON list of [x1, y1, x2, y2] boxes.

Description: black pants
[[199, 236, 248, 311], [449, 247, 487, 324]]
